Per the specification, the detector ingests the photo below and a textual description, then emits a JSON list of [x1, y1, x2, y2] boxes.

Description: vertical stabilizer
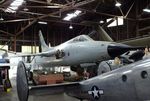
[[39, 30, 50, 52], [95, 25, 114, 42]]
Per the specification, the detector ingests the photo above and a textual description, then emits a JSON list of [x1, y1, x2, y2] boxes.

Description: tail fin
[[39, 30, 50, 52], [95, 25, 114, 42]]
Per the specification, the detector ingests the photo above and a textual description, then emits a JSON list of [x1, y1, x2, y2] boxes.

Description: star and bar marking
[[88, 85, 104, 100]]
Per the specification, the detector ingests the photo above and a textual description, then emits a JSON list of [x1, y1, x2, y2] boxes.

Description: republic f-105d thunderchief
[[16, 30, 144, 71], [17, 56, 150, 101]]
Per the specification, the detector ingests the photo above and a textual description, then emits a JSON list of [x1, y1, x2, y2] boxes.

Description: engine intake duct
[[108, 43, 144, 58]]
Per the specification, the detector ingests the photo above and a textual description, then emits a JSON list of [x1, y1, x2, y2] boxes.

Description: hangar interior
[[0, 0, 150, 52], [0, 0, 150, 101]]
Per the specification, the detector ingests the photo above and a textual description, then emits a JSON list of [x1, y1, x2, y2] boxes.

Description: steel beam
[[16, 20, 37, 37], [139, 17, 150, 21], [124, 2, 135, 18], [65, 0, 70, 4], [28, 0, 64, 6], [0, 30, 15, 36], [0, 18, 34, 23], [77, 8, 136, 21], [13, 36, 16, 52], [138, 26, 150, 32], [14, 0, 95, 37], [41, 19, 91, 26], [39, 0, 95, 18], [0, 38, 38, 43]]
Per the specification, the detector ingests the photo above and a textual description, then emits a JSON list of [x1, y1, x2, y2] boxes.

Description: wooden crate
[[33, 74, 64, 85]]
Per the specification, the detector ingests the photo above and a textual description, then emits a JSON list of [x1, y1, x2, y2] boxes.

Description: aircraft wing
[[17, 61, 80, 101], [10, 49, 57, 57], [118, 36, 150, 46], [29, 82, 80, 95], [95, 25, 150, 46]]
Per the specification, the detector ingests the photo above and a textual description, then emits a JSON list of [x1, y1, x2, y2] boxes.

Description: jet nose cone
[[107, 43, 144, 58]]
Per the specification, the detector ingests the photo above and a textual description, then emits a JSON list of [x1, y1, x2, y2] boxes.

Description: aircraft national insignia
[[88, 85, 104, 100]]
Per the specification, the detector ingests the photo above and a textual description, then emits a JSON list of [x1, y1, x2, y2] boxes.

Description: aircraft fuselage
[[33, 41, 112, 67], [66, 58, 150, 101]]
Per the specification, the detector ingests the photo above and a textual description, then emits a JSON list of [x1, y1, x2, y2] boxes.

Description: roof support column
[[135, 0, 139, 36]]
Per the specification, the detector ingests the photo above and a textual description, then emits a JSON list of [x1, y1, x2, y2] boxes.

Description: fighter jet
[[13, 30, 143, 69], [17, 57, 150, 101]]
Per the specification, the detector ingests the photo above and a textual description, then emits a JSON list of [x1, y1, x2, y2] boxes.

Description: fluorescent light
[[23, 8, 29, 11], [9, 6, 18, 10], [5, 8, 16, 13], [16, 0, 24, 2], [63, 10, 82, 21], [5, 0, 24, 13], [63, 14, 75, 21], [115, 2, 121, 7], [69, 25, 73, 29], [74, 10, 82, 15], [10, 1, 23, 6], [143, 8, 150, 13], [0, 14, 4, 21], [99, 20, 104, 24], [0, 17, 4, 21], [38, 21, 48, 24]]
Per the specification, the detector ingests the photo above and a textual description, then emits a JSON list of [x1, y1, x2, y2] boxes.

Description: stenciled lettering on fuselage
[[88, 85, 104, 100]]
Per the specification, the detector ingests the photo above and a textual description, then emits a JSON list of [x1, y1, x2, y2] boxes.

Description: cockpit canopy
[[67, 35, 94, 43]]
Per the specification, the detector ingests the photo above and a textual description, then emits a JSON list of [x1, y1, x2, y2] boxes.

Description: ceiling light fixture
[[23, 2, 28, 11], [115, 1, 121, 7], [5, 0, 24, 13], [99, 20, 104, 24], [0, 17, 4, 21], [38, 21, 48, 25], [23, 8, 29, 11], [69, 25, 73, 29], [143, 8, 150, 13], [0, 14, 4, 21], [63, 10, 82, 21]]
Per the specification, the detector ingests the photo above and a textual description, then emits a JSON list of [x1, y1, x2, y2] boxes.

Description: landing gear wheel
[[17, 61, 29, 101]]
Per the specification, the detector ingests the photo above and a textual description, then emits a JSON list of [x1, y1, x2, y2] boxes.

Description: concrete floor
[[0, 77, 81, 101]]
